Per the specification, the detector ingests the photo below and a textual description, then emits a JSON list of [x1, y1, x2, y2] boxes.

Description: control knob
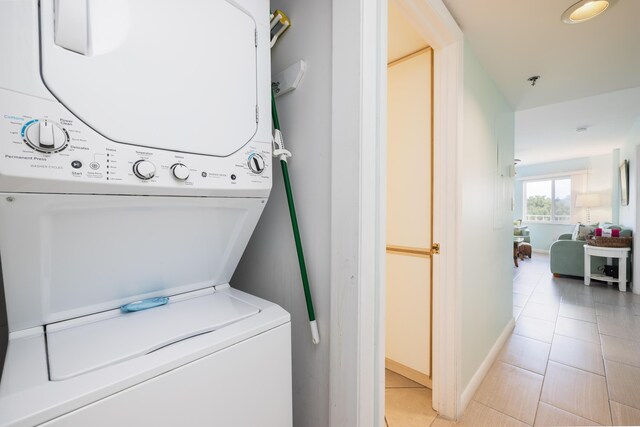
[[133, 160, 156, 180], [24, 120, 68, 152], [171, 163, 190, 181], [247, 153, 265, 174]]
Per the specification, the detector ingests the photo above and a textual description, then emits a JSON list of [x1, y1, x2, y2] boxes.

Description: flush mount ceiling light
[[562, 0, 615, 24]]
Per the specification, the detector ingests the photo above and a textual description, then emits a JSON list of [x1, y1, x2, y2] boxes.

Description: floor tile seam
[[601, 355, 640, 371], [535, 400, 606, 427], [596, 312, 640, 322], [538, 395, 608, 426], [520, 311, 559, 323], [600, 356, 614, 426], [609, 399, 640, 415], [547, 359, 607, 379], [553, 331, 600, 346], [530, 358, 547, 427], [559, 304, 597, 312], [541, 359, 611, 425], [595, 314, 640, 322], [596, 330, 640, 343], [512, 330, 552, 345], [557, 314, 597, 324], [482, 359, 545, 424], [469, 397, 535, 426], [497, 355, 549, 377], [518, 314, 556, 325], [547, 352, 605, 376]]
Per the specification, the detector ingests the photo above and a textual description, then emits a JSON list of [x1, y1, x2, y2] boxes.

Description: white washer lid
[[45, 288, 259, 380]]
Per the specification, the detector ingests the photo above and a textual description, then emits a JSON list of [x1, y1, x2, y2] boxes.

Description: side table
[[583, 245, 632, 293]]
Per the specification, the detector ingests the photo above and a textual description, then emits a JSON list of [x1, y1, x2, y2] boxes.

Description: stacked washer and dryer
[[0, 0, 292, 426]]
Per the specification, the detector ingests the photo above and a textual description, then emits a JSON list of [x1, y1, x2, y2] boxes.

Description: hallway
[[433, 253, 640, 426]]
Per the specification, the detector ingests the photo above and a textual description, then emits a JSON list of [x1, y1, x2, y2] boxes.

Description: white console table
[[584, 245, 631, 292]]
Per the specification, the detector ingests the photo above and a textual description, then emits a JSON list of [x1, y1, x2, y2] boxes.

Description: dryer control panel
[[0, 90, 271, 197]]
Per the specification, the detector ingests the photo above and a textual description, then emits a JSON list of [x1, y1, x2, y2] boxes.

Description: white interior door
[[386, 49, 432, 384]]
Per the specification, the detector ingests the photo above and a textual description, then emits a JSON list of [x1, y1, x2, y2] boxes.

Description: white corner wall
[[619, 118, 640, 229], [460, 42, 515, 391], [231, 2, 332, 426]]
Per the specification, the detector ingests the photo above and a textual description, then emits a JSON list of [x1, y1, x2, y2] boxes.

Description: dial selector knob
[[171, 163, 190, 181], [24, 120, 68, 152], [248, 153, 265, 174], [133, 160, 156, 180]]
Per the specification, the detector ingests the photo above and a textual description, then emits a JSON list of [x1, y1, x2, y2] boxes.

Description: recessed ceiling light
[[562, 0, 615, 24]]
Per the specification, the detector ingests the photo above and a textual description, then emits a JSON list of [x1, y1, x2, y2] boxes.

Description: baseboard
[[458, 317, 515, 418], [385, 358, 432, 389]]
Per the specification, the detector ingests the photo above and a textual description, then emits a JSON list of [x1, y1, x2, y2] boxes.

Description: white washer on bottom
[[0, 286, 291, 427]]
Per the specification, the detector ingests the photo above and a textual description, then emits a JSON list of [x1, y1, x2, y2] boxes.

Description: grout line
[[470, 398, 536, 426], [598, 336, 616, 424], [601, 354, 640, 370], [546, 359, 606, 378], [497, 357, 548, 378]]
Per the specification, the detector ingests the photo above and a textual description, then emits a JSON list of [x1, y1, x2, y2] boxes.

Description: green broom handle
[[271, 92, 319, 344]]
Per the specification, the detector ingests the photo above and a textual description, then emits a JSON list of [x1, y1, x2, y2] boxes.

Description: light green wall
[[460, 43, 515, 390]]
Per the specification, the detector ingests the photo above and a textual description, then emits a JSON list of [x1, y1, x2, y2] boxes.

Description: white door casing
[[330, 0, 463, 424]]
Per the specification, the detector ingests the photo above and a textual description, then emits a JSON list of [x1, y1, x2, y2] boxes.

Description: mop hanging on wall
[[270, 10, 319, 345]]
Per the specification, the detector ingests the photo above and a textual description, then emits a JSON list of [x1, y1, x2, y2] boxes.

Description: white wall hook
[[272, 60, 306, 98]]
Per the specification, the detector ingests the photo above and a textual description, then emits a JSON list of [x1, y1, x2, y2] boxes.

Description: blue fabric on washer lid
[[121, 297, 169, 313]]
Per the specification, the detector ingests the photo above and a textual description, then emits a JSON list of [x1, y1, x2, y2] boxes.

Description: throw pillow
[[577, 224, 596, 241], [571, 223, 581, 241]]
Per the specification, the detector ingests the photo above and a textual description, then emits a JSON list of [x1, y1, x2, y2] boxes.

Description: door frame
[[329, 0, 464, 424]]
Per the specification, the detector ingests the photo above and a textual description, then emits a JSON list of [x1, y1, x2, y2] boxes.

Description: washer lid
[[39, 0, 258, 157], [46, 289, 260, 380]]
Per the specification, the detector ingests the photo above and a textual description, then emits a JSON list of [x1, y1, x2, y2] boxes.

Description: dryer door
[[40, 0, 258, 157]]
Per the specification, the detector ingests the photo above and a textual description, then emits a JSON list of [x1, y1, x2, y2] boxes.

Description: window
[[524, 177, 571, 223]]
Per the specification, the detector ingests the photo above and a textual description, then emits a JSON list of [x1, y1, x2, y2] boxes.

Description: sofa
[[550, 224, 632, 278]]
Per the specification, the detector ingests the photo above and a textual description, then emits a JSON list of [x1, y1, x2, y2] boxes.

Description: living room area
[[504, 85, 640, 425], [512, 85, 640, 290], [490, 88, 640, 425]]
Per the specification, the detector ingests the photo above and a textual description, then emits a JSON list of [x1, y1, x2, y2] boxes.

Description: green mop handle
[[271, 92, 319, 345]]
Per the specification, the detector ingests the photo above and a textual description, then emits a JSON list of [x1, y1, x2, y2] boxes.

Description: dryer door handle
[[54, 0, 89, 55]]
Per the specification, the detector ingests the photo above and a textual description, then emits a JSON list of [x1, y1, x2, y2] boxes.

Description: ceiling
[[438, 0, 640, 165], [388, 1, 429, 64], [441, 0, 640, 110], [516, 86, 640, 165]]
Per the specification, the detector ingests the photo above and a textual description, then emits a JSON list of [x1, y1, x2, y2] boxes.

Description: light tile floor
[[385, 370, 437, 427], [430, 253, 640, 426]]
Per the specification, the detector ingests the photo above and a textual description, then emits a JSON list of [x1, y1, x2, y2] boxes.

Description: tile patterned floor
[[385, 370, 437, 427], [430, 253, 640, 426]]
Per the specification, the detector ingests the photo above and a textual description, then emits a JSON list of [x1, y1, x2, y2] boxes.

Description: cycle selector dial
[[248, 153, 265, 174], [133, 160, 156, 180], [171, 163, 190, 181], [24, 120, 68, 153]]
